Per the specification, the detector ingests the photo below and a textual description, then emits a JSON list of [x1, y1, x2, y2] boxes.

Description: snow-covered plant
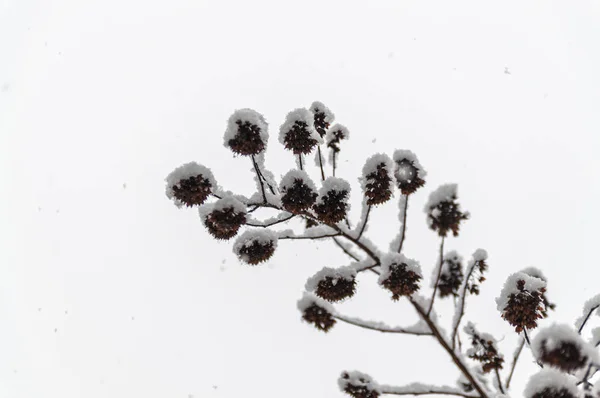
[[166, 102, 600, 398]]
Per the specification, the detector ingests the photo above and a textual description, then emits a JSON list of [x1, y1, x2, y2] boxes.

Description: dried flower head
[[165, 162, 216, 208], [425, 184, 469, 237], [378, 253, 422, 300], [313, 177, 351, 224], [306, 266, 357, 303], [532, 323, 597, 372], [521, 267, 556, 317], [309, 101, 335, 138], [279, 169, 318, 213], [524, 369, 579, 398], [496, 272, 547, 333], [233, 230, 278, 265], [392, 150, 426, 195], [361, 154, 394, 206], [297, 293, 336, 332], [224, 109, 269, 156], [326, 124, 350, 154], [199, 196, 247, 240], [338, 371, 380, 398], [464, 322, 504, 373], [466, 249, 488, 295], [279, 108, 321, 154], [437, 251, 464, 298]]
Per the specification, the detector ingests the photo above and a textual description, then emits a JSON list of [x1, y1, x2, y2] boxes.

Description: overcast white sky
[[2, 0, 600, 397]]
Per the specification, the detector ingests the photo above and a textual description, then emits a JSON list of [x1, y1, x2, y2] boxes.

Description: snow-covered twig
[[505, 337, 524, 390], [451, 251, 488, 350], [332, 237, 361, 262], [409, 297, 490, 398], [397, 194, 409, 253], [334, 314, 432, 336], [380, 383, 480, 397], [427, 238, 445, 316], [246, 213, 295, 228], [356, 204, 372, 240]]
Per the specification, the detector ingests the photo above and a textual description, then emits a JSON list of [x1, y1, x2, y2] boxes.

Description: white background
[[2, 0, 600, 397]]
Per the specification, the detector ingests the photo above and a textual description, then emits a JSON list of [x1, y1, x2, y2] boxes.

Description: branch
[[316, 146, 326, 181], [494, 369, 505, 395], [397, 194, 409, 253], [578, 305, 600, 334], [357, 204, 372, 240], [410, 298, 490, 398], [521, 328, 543, 368], [332, 237, 361, 262], [332, 149, 337, 177], [380, 383, 479, 398], [334, 314, 432, 336], [332, 224, 380, 265], [246, 213, 295, 228], [505, 337, 524, 390], [251, 155, 268, 203], [451, 257, 479, 350], [427, 237, 445, 316], [298, 153, 303, 170], [278, 232, 340, 240]]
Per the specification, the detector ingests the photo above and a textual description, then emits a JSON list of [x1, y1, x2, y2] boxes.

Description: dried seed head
[[279, 169, 318, 213], [496, 272, 547, 333], [466, 249, 488, 296], [437, 251, 464, 298], [464, 322, 504, 373], [326, 124, 350, 154], [361, 154, 394, 206], [309, 101, 335, 138], [393, 150, 426, 195], [338, 371, 380, 398], [199, 197, 247, 240], [313, 177, 351, 224], [522, 267, 556, 317], [165, 162, 216, 208], [279, 108, 321, 154], [224, 109, 269, 156], [378, 253, 422, 300], [532, 324, 597, 372], [425, 184, 469, 237], [306, 266, 357, 303], [524, 369, 579, 398], [297, 293, 336, 332], [233, 230, 278, 265]]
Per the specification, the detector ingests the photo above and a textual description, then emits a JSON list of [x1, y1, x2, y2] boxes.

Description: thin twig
[[251, 155, 268, 203], [521, 329, 543, 368], [279, 233, 340, 240], [381, 383, 479, 398], [334, 314, 432, 336], [410, 298, 489, 398], [494, 369, 505, 395], [578, 305, 600, 334], [332, 150, 337, 177], [451, 258, 479, 350], [357, 205, 372, 240], [246, 214, 295, 228], [427, 237, 445, 316], [397, 194, 409, 253], [505, 338, 524, 389], [332, 238, 361, 262], [317, 146, 326, 181], [298, 154, 303, 170]]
